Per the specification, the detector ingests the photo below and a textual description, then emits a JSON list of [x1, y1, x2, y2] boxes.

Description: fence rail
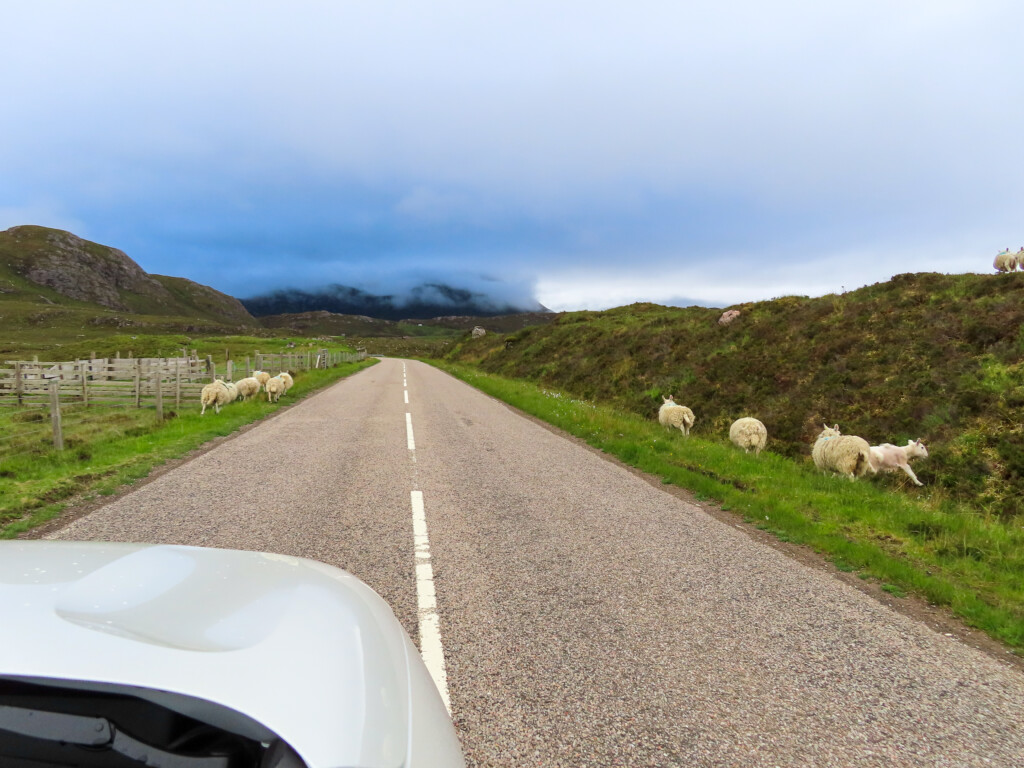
[[0, 349, 366, 448]]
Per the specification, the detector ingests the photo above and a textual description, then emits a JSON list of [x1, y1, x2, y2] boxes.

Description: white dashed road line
[[403, 363, 452, 713]]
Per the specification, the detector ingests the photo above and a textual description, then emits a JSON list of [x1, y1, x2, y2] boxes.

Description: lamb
[[994, 248, 1017, 273], [658, 395, 695, 436], [265, 375, 285, 403], [254, 370, 271, 391], [869, 439, 929, 486], [234, 377, 261, 401], [729, 417, 768, 455], [277, 371, 294, 393], [200, 379, 231, 415], [812, 424, 873, 480]]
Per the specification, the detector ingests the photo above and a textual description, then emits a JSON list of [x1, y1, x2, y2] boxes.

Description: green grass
[[430, 360, 1024, 652], [0, 358, 377, 538]]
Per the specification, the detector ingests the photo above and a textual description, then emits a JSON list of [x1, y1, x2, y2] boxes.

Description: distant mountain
[[0, 225, 256, 325], [241, 283, 549, 321]]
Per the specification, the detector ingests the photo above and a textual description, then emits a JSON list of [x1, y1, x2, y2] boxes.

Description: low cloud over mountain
[[241, 282, 549, 320]]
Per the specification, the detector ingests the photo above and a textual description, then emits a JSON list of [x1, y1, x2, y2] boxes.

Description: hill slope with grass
[[0, 225, 255, 324], [448, 272, 1024, 520]]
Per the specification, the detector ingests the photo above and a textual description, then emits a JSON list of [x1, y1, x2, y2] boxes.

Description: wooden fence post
[[175, 359, 181, 409], [49, 381, 64, 450], [134, 359, 142, 408], [153, 371, 163, 420], [15, 362, 23, 406], [80, 361, 88, 406], [227, 360, 234, 381]]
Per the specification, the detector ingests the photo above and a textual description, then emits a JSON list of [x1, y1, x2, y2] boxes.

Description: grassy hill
[[448, 272, 1024, 520]]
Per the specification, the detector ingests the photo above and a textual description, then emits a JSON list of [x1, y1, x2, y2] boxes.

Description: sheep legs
[[899, 464, 924, 486]]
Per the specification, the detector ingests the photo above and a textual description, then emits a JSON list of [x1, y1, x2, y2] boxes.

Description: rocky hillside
[[0, 225, 255, 325], [449, 272, 1024, 519]]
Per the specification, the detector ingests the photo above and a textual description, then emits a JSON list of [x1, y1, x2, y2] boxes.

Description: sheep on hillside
[[869, 439, 929, 486], [718, 309, 741, 326], [254, 370, 271, 391], [265, 375, 285, 403], [234, 377, 261, 401], [994, 248, 1017, 272], [471, 326, 487, 338], [730, 417, 768, 455], [200, 380, 231, 415], [812, 424, 873, 480], [278, 371, 294, 393], [658, 395, 696, 436]]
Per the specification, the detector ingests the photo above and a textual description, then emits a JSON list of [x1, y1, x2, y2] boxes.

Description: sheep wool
[[278, 371, 294, 393], [812, 424, 872, 480], [658, 396, 695, 436], [200, 380, 231, 415], [994, 249, 1017, 273], [729, 417, 768, 455], [254, 370, 271, 390], [265, 375, 285, 403], [234, 377, 261, 401], [869, 439, 929, 486]]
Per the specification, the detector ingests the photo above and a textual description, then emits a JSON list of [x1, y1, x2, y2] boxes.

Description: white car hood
[[0, 541, 415, 768]]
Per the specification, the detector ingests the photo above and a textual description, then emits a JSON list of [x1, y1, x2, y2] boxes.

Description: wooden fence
[[0, 349, 366, 448]]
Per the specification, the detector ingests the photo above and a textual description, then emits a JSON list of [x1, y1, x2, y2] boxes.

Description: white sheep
[[265, 375, 285, 403], [200, 379, 231, 415], [869, 439, 929, 486], [223, 381, 239, 404], [254, 370, 271, 391], [234, 377, 261, 401], [812, 424, 873, 480], [730, 417, 768, 455], [658, 395, 695, 436], [994, 248, 1016, 273], [278, 371, 294, 393], [1016, 248, 1024, 271]]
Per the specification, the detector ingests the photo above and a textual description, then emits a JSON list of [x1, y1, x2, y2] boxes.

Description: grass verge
[[430, 360, 1024, 652], [0, 358, 377, 538]]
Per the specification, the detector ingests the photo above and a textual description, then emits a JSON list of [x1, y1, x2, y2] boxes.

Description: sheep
[[277, 371, 294, 393], [223, 381, 239, 404], [994, 248, 1016, 273], [718, 309, 741, 326], [200, 379, 231, 415], [1016, 248, 1024, 271], [658, 395, 695, 436], [812, 424, 873, 480], [869, 439, 929, 486], [729, 417, 768, 455], [265, 375, 285, 403], [254, 370, 271, 391], [471, 326, 487, 338], [234, 377, 261, 401]]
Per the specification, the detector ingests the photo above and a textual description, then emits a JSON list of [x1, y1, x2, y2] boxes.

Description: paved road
[[45, 358, 1024, 766]]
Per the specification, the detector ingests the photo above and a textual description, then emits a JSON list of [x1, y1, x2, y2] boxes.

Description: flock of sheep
[[200, 370, 294, 415], [993, 247, 1024, 272], [657, 397, 929, 487]]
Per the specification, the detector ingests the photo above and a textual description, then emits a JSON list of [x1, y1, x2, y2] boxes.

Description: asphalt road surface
[[44, 358, 1024, 766]]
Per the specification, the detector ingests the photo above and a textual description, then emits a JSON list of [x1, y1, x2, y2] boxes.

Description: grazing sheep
[[812, 424, 873, 480], [994, 248, 1016, 273], [223, 382, 239, 404], [730, 417, 768, 455], [869, 439, 929, 486], [658, 395, 696, 436], [254, 370, 271, 391], [200, 380, 231, 415], [278, 371, 294, 393], [234, 377, 261, 401], [718, 309, 741, 326], [265, 375, 285, 403], [471, 326, 487, 338], [1016, 248, 1024, 271]]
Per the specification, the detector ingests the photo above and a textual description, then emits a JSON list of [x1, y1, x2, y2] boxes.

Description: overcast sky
[[2, 1, 1021, 311]]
